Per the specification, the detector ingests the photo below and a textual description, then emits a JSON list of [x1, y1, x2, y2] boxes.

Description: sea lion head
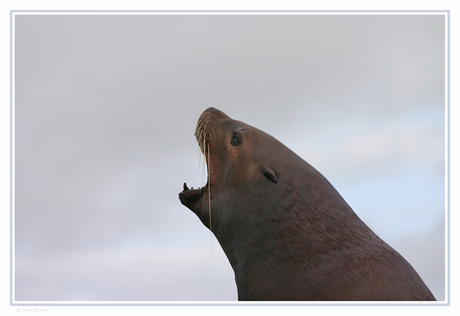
[[179, 107, 284, 231]]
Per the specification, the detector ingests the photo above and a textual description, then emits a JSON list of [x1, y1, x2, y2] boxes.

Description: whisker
[[207, 140, 212, 232], [207, 140, 213, 259], [195, 117, 213, 259]]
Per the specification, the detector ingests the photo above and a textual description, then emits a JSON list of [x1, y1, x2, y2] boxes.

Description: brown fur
[[179, 107, 435, 301]]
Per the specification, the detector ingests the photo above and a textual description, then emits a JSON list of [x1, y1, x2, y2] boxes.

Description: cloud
[[15, 244, 237, 301]]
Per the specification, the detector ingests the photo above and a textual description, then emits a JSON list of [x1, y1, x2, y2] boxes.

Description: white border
[[10, 10, 450, 307]]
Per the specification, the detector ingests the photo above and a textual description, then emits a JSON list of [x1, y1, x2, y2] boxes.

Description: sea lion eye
[[231, 133, 240, 146]]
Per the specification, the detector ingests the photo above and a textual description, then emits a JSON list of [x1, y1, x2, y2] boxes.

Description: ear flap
[[263, 166, 278, 183]]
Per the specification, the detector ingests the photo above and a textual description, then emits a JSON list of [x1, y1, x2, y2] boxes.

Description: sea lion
[[178, 107, 436, 301]]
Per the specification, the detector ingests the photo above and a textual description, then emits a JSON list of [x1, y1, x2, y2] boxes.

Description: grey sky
[[13, 13, 446, 302]]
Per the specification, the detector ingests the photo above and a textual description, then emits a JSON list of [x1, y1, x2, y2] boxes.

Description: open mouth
[[180, 181, 207, 203], [179, 149, 213, 230], [179, 153, 209, 205]]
